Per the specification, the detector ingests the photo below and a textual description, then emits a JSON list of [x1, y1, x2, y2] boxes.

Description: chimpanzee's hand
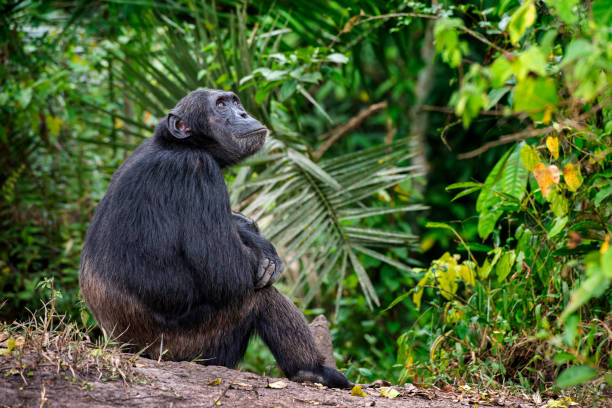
[[232, 211, 259, 235], [255, 246, 284, 289]]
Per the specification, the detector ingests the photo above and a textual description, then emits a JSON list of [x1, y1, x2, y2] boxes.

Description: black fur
[[79, 89, 352, 388]]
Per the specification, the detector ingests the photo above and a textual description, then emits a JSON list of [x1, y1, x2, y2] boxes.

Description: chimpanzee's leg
[[253, 286, 353, 388]]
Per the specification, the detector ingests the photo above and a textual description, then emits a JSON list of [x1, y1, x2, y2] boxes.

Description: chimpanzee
[[79, 89, 352, 388]]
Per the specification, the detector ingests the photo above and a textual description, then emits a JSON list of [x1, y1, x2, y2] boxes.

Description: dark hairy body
[[79, 89, 351, 388]]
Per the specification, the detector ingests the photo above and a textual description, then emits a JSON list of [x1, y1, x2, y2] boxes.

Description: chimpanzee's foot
[[291, 365, 354, 389]]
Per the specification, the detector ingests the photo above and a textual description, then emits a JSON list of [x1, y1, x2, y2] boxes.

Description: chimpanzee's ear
[[167, 113, 191, 139]]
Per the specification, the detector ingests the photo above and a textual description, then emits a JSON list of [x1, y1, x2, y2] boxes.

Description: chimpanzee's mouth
[[237, 127, 268, 139]]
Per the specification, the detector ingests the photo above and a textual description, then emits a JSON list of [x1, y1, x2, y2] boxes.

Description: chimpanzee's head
[[163, 89, 267, 167]]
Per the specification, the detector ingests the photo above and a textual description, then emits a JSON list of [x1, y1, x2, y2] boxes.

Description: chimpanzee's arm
[[232, 215, 284, 289]]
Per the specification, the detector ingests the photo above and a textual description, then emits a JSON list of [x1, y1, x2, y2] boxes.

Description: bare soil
[[1, 352, 537, 408]]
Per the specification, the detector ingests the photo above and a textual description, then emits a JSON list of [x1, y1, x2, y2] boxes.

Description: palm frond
[[235, 137, 424, 308]]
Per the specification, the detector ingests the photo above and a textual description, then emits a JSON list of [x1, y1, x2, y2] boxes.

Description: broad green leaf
[[435, 18, 469, 68], [556, 366, 597, 387], [496, 250, 516, 282], [561, 273, 611, 320], [476, 147, 513, 212], [478, 210, 503, 240], [560, 39, 593, 67], [547, 0, 579, 24], [487, 87, 510, 109], [594, 184, 612, 206], [602, 244, 612, 278], [279, 79, 297, 101], [479, 248, 503, 279], [513, 77, 558, 122], [520, 144, 540, 171], [490, 56, 513, 88], [513, 46, 547, 80], [548, 216, 568, 238], [592, 0, 612, 26], [508, 0, 537, 44], [549, 190, 569, 216], [476, 144, 529, 239]]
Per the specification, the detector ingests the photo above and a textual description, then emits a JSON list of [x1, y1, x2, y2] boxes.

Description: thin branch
[[355, 13, 509, 54], [457, 98, 611, 159], [312, 101, 388, 161], [357, 12, 438, 24], [422, 105, 508, 116], [457, 25, 508, 54], [457, 126, 555, 159]]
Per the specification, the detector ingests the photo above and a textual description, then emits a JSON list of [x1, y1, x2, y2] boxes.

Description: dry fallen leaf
[[380, 387, 400, 398], [207, 378, 222, 386], [267, 381, 287, 389], [229, 382, 253, 391], [533, 162, 554, 198], [350, 384, 368, 397]]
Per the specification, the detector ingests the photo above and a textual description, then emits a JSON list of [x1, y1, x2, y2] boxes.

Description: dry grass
[[0, 290, 136, 387]]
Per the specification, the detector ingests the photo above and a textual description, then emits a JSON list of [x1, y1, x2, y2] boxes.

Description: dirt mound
[[1, 353, 535, 408]]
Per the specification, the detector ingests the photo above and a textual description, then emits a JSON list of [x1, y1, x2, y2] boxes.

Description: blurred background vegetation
[[1, 0, 610, 402]]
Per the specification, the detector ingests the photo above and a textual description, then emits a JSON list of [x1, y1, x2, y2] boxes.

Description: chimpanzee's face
[[166, 89, 267, 166]]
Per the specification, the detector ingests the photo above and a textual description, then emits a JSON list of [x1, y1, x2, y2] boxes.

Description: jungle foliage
[[1, 0, 610, 402]]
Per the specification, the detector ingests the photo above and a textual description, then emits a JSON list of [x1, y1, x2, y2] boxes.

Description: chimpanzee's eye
[[216, 99, 226, 108]]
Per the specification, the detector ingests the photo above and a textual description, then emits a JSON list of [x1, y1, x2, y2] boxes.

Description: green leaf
[[603, 247, 612, 278], [520, 144, 540, 171], [451, 186, 481, 201], [513, 46, 547, 80], [561, 273, 611, 319], [479, 248, 503, 279], [478, 210, 503, 240], [592, 0, 612, 26], [384, 292, 412, 311], [593, 183, 612, 206], [279, 79, 297, 101], [490, 57, 513, 88], [496, 250, 517, 282], [547, 0, 579, 24], [508, 0, 537, 44], [548, 216, 568, 238], [476, 147, 513, 212], [560, 39, 593, 67], [476, 144, 529, 239], [556, 366, 597, 387], [513, 77, 558, 122], [549, 190, 569, 217], [487, 87, 510, 109], [446, 181, 481, 190], [287, 149, 342, 190], [426, 222, 456, 232]]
